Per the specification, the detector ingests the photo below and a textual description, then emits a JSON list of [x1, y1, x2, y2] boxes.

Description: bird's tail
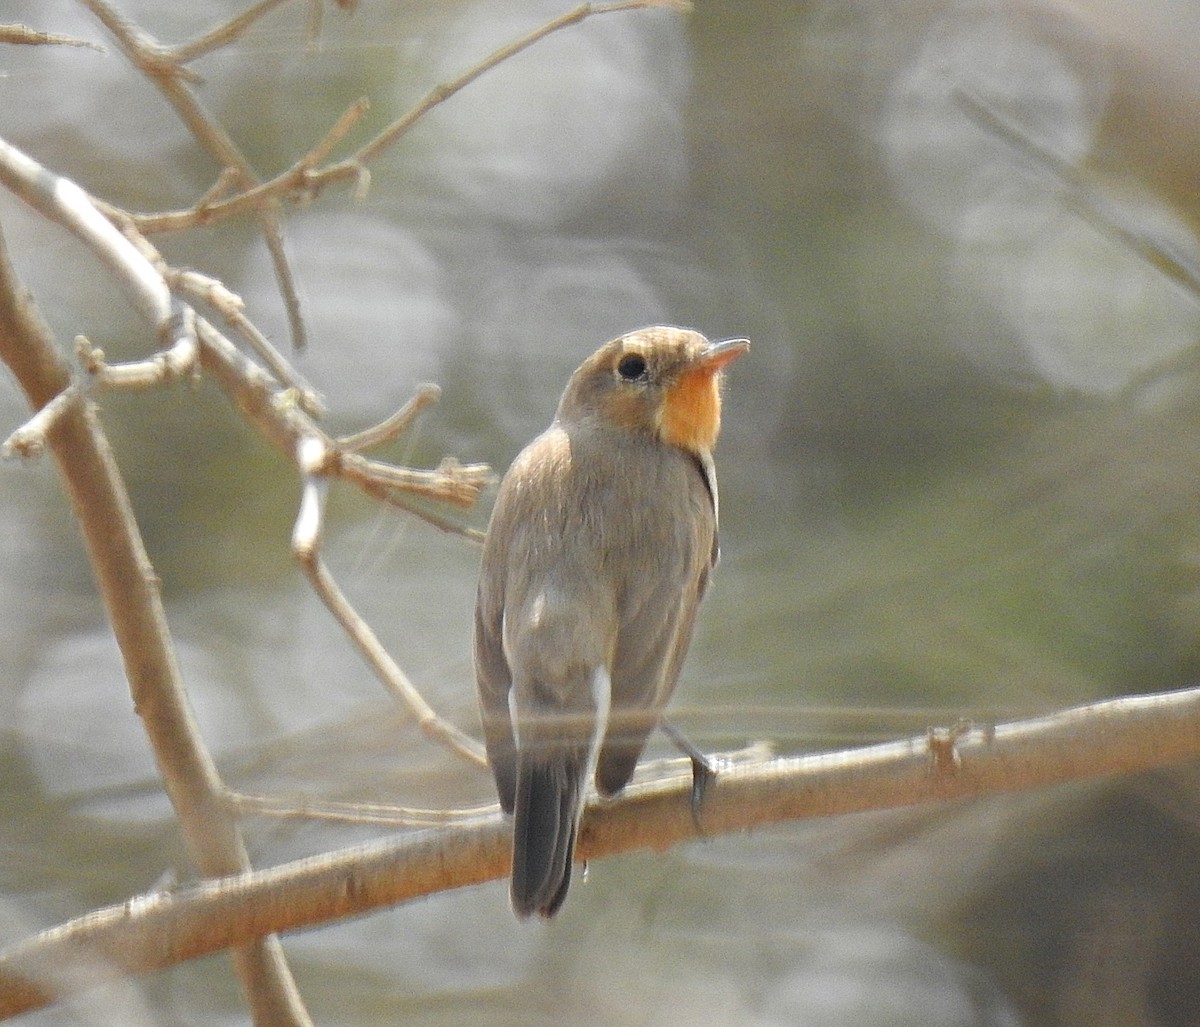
[[510, 747, 587, 919]]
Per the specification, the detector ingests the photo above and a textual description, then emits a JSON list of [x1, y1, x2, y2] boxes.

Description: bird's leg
[[659, 718, 716, 830]]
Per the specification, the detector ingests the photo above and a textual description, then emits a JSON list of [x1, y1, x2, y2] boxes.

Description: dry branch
[[0, 133, 491, 753], [0, 125, 482, 1024], [127, 0, 691, 233], [1, 684, 1198, 1018], [0, 219, 311, 1025], [0, 23, 104, 50], [80, 0, 310, 348]]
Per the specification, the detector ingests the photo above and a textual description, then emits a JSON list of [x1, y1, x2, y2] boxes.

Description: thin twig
[[1, 23, 104, 50], [296, 96, 370, 170], [172, 269, 324, 415], [168, 0, 300, 64], [80, 0, 310, 350], [291, 462, 489, 766], [337, 383, 441, 453], [75, 331, 200, 389], [340, 453, 493, 507], [954, 87, 1200, 300], [128, 0, 690, 233], [1, 385, 80, 459], [357, 0, 688, 167], [0, 306, 490, 531]]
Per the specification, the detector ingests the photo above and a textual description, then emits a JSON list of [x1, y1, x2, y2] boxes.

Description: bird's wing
[[475, 425, 609, 815], [595, 451, 717, 796], [474, 483, 519, 813], [697, 448, 721, 567], [486, 428, 619, 916]]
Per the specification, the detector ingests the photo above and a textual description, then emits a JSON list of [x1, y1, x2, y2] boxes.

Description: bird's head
[[556, 326, 749, 455]]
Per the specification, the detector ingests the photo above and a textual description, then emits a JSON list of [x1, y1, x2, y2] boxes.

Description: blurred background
[[3, 0, 1200, 1023]]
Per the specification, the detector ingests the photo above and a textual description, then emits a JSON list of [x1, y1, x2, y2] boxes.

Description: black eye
[[616, 353, 647, 381]]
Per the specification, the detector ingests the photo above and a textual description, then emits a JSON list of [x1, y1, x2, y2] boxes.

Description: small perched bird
[[474, 326, 748, 919]]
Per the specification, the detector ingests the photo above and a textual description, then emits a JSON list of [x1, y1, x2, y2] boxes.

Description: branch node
[[337, 383, 441, 454], [350, 165, 371, 202], [76, 330, 200, 390], [296, 434, 333, 477], [926, 719, 973, 776], [2, 384, 82, 460]]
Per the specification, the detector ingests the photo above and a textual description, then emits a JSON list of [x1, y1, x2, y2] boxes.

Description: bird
[[473, 325, 748, 919]]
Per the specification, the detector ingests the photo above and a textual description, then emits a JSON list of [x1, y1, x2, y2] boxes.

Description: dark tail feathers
[[510, 751, 586, 918]]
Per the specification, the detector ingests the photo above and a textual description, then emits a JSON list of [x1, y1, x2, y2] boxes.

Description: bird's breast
[[497, 425, 713, 601]]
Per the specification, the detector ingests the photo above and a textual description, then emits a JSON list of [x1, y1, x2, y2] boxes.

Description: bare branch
[[172, 269, 324, 414], [75, 331, 200, 389], [337, 383, 441, 453], [291, 451, 489, 766], [0, 23, 104, 50], [80, 0, 310, 349], [355, 0, 691, 168], [0, 131, 488, 1023], [0, 132, 488, 766], [0, 222, 312, 1026], [0, 135, 176, 340], [1, 384, 81, 459], [128, 0, 690, 233], [168, 0, 300, 64], [2, 683, 1198, 1018]]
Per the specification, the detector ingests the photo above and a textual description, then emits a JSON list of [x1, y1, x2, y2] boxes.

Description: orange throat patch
[[658, 368, 722, 453]]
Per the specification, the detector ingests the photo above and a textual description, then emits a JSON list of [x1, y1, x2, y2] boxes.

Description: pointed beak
[[695, 337, 750, 373]]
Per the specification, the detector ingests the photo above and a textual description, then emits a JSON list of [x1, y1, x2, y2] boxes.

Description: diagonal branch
[[168, 0, 301, 64], [79, 0, 310, 349], [0, 224, 312, 1023], [1, 133, 490, 769], [2, 683, 1199, 1018], [291, 453, 488, 766], [127, 0, 692, 233]]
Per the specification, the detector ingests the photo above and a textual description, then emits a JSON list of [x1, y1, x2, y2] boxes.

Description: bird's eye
[[616, 353, 647, 381]]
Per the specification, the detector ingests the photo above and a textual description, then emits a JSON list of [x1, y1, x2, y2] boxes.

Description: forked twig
[[292, 435, 489, 767], [171, 268, 324, 414], [80, 0, 311, 350], [128, 0, 692, 233], [0, 133, 490, 771]]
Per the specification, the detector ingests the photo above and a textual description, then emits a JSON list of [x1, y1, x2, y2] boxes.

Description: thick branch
[[0, 226, 311, 1025], [0, 135, 173, 337], [0, 683, 1197, 1017]]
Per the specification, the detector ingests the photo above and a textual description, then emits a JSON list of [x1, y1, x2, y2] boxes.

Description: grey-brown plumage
[[474, 326, 748, 918]]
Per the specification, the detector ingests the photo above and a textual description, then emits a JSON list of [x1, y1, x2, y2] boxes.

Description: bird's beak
[[695, 338, 750, 373]]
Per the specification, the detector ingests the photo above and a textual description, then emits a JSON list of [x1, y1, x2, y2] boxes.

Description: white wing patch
[[584, 666, 612, 798]]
